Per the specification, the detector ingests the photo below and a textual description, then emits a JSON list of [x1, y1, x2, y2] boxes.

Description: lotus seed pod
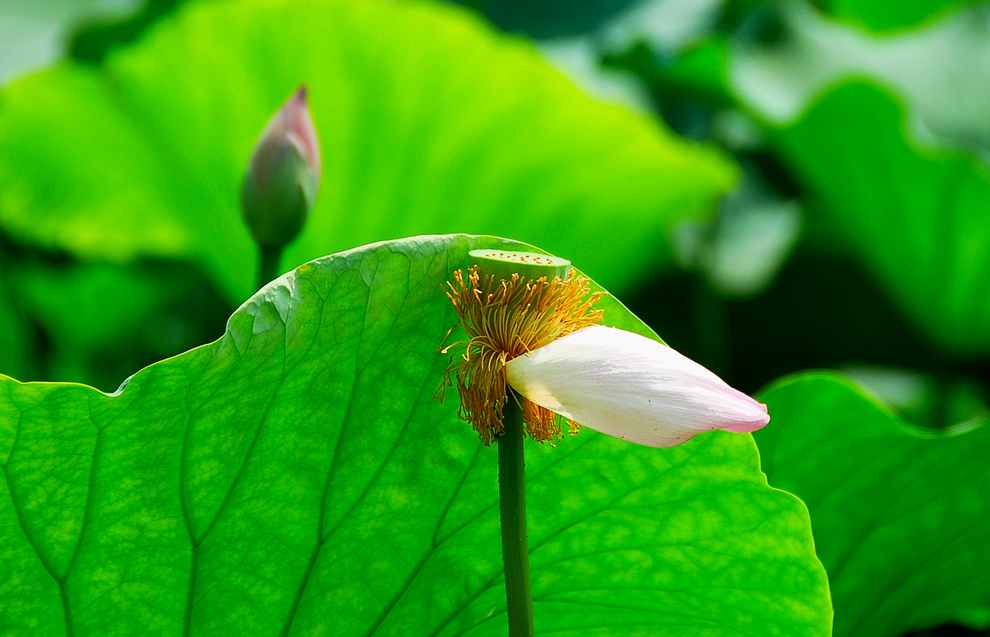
[[469, 248, 571, 281]]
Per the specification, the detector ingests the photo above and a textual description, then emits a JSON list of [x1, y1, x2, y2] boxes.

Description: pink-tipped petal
[[280, 85, 321, 178], [254, 84, 320, 180], [506, 325, 770, 447]]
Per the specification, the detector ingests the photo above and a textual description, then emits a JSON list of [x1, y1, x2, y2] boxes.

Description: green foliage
[[452, 0, 641, 39], [769, 81, 990, 354], [672, 176, 801, 298], [819, 0, 982, 32], [7, 262, 229, 389], [0, 235, 831, 636], [758, 373, 990, 637], [4, 2, 990, 635], [0, 0, 733, 305], [731, 4, 990, 151], [67, 0, 185, 64], [606, 11, 990, 356], [843, 366, 988, 429], [0, 285, 29, 379], [0, 0, 143, 83]]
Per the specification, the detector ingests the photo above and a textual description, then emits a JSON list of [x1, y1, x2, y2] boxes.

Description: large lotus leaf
[[0, 234, 830, 636], [0, 0, 734, 304], [758, 373, 990, 637], [766, 81, 990, 353]]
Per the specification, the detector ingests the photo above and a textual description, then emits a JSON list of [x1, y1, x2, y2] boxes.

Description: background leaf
[[0, 234, 830, 636], [450, 0, 641, 39], [731, 3, 990, 152], [758, 373, 990, 637], [816, 0, 982, 33], [0, 287, 30, 380], [596, 5, 990, 374], [7, 261, 229, 389], [767, 80, 990, 354], [0, 0, 734, 304], [841, 365, 987, 429], [0, 0, 142, 84]]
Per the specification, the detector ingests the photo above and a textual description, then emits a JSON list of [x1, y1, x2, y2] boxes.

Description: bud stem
[[498, 398, 534, 636], [257, 245, 283, 289]]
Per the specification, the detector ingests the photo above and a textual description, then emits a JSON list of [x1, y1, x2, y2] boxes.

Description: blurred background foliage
[[0, 0, 988, 634], [0, 0, 732, 390]]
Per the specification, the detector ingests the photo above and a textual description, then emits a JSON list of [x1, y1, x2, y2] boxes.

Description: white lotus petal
[[506, 325, 770, 447]]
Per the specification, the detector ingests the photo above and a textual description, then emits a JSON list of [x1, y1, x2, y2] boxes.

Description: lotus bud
[[506, 325, 770, 447], [241, 85, 321, 249]]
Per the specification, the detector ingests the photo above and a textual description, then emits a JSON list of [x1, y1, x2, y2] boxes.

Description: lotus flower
[[506, 325, 770, 447]]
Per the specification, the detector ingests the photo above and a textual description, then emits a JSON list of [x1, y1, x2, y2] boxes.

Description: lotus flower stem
[[497, 398, 534, 636], [257, 244, 283, 289], [440, 248, 769, 636], [242, 85, 321, 289]]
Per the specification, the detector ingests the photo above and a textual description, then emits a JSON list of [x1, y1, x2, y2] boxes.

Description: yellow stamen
[[438, 266, 603, 444]]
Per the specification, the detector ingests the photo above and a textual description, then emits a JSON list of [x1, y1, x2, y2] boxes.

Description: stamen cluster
[[439, 266, 603, 444]]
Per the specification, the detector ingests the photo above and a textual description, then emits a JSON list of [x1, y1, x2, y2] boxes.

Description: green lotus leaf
[[759, 373, 990, 637], [0, 235, 830, 636], [768, 81, 990, 354], [0, 0, 734, 304]]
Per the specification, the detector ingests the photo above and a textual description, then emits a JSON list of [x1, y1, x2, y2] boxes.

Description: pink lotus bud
[[506, 325, 770, 447], [241, 85, 321, 249]]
